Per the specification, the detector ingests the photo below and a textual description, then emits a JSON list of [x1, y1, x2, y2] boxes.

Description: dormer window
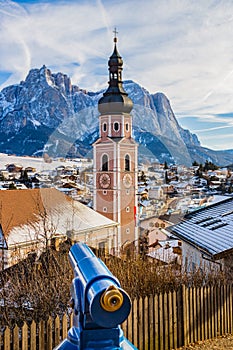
[[114, 122, 119, 131]]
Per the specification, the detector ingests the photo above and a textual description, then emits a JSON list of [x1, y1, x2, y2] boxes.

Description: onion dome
[[98, 33, 133, 115]]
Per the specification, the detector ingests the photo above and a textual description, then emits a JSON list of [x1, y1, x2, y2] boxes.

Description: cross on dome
[[113, 27, 118, 43]]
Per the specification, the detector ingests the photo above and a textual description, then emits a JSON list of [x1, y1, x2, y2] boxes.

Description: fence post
[[46, 316, 53, 350], [168, 291, 174, 350], [3, 326, 10, 350], [177, 286, 183, 348], [132, 298, 138, 349], [54, 315, 61, 347], [159, 293, 164, 350], [182, 284, 189, 346], [12, 325, 19, 350], [154, 294, 159, 350], [62, 314, 68, 340], [172, 290, 178, 349], [21, 323, 28, 350], [230, 284, 233, 334], [30, 320, 37, 350], [164, 292, 169, 350], [148, 295, 154, 350], [38, 320, 45, 350], [138, 297, 144, 350], [144, 296, 149, 350]]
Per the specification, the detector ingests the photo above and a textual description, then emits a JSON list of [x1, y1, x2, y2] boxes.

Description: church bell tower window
[[114, 122, 119, 131], [103, 122, 107, 132], [125, 154, 130, 171], [102, 154, 108, 171]]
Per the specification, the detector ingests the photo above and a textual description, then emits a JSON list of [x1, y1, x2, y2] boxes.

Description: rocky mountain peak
[[0, 66, 232, 165]]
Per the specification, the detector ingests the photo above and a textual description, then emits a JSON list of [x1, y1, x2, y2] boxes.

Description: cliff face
[[0, 66, 231, 165]]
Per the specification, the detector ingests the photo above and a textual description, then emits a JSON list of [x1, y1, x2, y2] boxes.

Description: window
[[126, 123, 129, 131], [103, 123, 107, 132], [103, 207, 107, 212], [126, 206, 130, 212], [102, 154, 108, 171], [126, 228, 130, 234], [99, 241, 106, 256], [103, 190, 107, 195], [125, 154, 130, 171], [114, 122, 119, 131]]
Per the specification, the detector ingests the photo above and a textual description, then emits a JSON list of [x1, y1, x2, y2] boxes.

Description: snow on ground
[[0, 153, 92, 172]]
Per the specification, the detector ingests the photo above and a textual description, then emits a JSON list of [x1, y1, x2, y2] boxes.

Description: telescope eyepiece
[[100, 285, 123, 312]]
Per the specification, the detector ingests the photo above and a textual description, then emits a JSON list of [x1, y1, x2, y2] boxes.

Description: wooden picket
[[0, 284, 232, 350]]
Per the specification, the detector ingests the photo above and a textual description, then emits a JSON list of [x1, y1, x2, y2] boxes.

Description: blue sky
[[0, 0, 233, 151]]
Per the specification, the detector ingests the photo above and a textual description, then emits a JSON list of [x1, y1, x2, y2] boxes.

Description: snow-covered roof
[[0, 188, 118, 246], [168, 197, 233, 259], [148, 241, 180, 263]]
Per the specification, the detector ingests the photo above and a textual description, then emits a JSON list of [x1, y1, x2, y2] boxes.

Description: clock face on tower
[[123, 174, 132, 188], [99, 173, 111, 189]]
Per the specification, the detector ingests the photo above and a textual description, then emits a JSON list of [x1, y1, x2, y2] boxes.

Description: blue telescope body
[[55, 242, 137, 350]]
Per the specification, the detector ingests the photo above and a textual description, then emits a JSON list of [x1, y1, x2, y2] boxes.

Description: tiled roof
[[0, 189, 118, 244], [167, 196, 233, 258], [0, 188, 48, 235]]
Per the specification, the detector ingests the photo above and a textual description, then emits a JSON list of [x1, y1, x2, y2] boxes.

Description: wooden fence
[[0, 284, 232, 350]]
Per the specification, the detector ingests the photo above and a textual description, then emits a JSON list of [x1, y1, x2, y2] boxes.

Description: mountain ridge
[[0, 66, 232, 166]]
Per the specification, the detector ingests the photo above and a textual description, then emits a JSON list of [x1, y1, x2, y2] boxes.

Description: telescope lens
[[100, 285, 123, 312]]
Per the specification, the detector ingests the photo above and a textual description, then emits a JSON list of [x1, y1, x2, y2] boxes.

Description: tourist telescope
[[55, 242, 137, 349]]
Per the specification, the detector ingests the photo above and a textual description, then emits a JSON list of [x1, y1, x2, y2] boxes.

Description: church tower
[[93, 32, 138, 253]]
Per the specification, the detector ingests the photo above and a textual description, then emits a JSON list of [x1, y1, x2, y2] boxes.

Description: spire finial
[[113, 27, 118, 43]]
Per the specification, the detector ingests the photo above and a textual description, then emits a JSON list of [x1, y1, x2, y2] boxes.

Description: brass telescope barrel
[[100, 285, 124, 312]]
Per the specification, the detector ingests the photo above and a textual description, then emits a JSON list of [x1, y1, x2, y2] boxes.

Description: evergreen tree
[[192, 160, 199, 166], [165, 170, 170, 184], [9, 183, 16, 190], [228, 183, 233, 194]]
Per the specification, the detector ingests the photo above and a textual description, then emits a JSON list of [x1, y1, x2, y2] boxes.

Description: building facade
[[93, 34, 138, 252]]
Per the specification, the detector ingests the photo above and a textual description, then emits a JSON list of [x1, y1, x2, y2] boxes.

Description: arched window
[[102, 154, 108, 171], [114, 122, 119, 131], [126, 123, 129, 131], [125, 154, 130, 171], [103, 123, 107, 132]]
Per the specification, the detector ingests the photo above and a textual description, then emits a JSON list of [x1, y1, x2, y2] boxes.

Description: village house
[[148, 186, 164, 200], [148, 240, 182, 265], [174, 182, 192, 196], [6, 163, 23, 173], [167, 197, 233, 272], [0, 188, 118, 269]]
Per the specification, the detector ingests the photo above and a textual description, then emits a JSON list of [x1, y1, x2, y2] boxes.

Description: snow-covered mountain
[[0, 66, 232, 165]]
